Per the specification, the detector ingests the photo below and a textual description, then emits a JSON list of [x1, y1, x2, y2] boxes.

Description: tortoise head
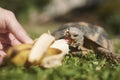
[[64, 27, 84, 49]]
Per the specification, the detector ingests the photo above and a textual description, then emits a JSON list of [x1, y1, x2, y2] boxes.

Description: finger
[[0, 50, 6, 65], [8, 33, 21, 46], [0, 33, 21, 46], [0, 42, 3, 49], [0, 50, 6, 57], [6, 13, 33, 44]]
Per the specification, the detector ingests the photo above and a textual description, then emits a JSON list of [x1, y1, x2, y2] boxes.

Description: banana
[[7, 44, 33, 66], [7, 44, 32, 59], [6, 33, 69, 68], [11, 50, 30, 66], [13, 44, 33, 52], [40, 39, 69, 68], [46, 48, 62, 56], [7, 47, 14, 59], [28, 33, 55, 64], [49, 39, 69, 54]]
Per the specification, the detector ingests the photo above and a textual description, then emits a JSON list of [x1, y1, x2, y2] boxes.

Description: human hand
[[0, 7, 33, 64]]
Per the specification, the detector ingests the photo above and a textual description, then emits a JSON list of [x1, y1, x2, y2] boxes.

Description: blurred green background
[[0, 0, 120, 35]]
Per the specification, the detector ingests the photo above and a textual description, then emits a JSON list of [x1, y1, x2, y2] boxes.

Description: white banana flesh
[[28, 33, 55, 64]]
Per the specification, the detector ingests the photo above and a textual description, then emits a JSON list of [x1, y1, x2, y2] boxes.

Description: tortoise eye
[[73, 34, 78, 37]]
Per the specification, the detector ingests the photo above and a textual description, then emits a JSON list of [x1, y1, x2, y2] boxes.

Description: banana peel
[[7, 33, 69, 68], [7, 44, 33, 66], [11, 50, 30, 66]]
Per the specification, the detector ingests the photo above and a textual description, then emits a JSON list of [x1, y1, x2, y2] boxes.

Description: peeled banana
[[6, 33, 69, 68], [28, 33, 55, 64]]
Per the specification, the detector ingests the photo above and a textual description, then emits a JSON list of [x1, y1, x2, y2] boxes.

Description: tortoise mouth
[[64, 36, 74, 44]]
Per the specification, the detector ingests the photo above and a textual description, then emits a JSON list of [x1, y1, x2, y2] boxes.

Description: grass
[[0, 23, 120, 80], [1, 54, 120, 80]]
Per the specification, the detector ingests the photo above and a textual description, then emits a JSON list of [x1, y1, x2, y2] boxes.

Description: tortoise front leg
[[95, 47, 120, 64]]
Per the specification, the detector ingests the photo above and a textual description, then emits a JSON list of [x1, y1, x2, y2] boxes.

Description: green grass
[[1, 54, 120, 80], [1, 23, 120, 80]]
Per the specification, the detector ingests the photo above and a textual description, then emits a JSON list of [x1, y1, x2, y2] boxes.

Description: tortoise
[[52, 22, 120, 64]]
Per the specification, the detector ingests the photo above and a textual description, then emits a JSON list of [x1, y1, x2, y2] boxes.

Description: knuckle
[[8, 11, 14, 16], [6, 10, 15, 17]]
